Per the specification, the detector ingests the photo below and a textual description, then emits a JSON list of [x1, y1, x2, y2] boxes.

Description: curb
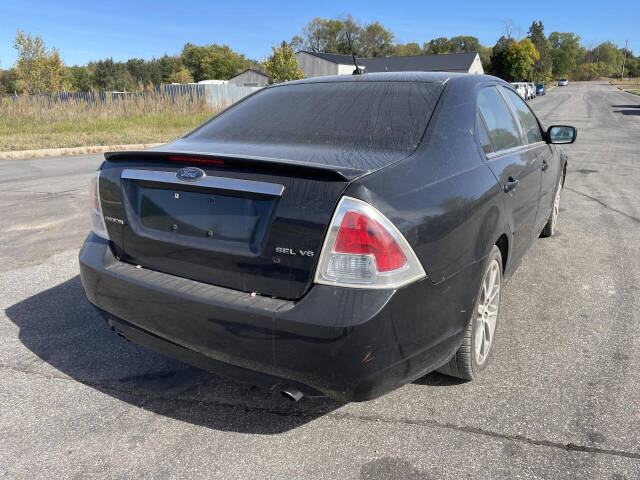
[[0, 143, 164, 161]]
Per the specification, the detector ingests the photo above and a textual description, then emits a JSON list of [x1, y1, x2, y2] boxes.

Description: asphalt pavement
[[1, 81, 639, 479]]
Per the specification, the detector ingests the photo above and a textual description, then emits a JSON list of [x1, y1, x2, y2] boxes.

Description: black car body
[[79, 72, 575, 402]]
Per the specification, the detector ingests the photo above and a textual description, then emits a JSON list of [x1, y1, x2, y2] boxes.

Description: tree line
[[1, 17, 637, 95]]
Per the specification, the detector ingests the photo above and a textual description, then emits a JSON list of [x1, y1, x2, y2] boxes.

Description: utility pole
[[621, 40, 628, 79]]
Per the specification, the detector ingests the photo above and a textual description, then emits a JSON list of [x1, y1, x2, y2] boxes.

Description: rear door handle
[[541, 159, 549, 171], [504, 177, 519, 193]]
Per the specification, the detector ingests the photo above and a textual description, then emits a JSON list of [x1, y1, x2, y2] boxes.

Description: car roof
[[271, 71, 500, 87]]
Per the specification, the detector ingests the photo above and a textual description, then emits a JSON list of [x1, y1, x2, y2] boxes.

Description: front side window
[[501, 87, 543, 144], [477, 86, 522, 152]]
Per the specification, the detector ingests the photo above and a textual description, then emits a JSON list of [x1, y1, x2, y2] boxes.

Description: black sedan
[[79, 72, 576, 402]]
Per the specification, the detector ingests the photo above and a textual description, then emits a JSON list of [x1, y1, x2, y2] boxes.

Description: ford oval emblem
[[176, 167, 206, 182]]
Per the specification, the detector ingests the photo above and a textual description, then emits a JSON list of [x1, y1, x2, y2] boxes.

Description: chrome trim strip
[[486, 144, 528, 160], [121, 169, 284, 196], [486, 140, 547, 160]]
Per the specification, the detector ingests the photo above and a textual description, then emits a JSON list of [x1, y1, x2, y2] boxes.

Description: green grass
[[0, 111, 214, 151], [0, 93, 219, 151]]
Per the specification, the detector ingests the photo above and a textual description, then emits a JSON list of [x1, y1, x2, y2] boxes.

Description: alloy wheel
[[551, 183, 561, 233], [475, 259, 501, 365]]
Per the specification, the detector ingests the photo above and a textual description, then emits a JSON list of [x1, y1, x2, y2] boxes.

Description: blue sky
[[1, 0, 638, 68]]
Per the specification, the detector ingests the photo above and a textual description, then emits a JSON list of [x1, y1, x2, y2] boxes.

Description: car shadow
[[413, 371, 467, 387], [613, 109, 640, 116], [611, 104, 640, 116], [5, 276, 342, 434]]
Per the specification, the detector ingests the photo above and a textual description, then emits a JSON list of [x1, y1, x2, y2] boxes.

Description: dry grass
[[0, 92, 220, 151], [608, 78, 640, 97], [610, 77, 640, 87]]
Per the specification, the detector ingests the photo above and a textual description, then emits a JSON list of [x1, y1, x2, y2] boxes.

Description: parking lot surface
[[1, 81, 639, 479]]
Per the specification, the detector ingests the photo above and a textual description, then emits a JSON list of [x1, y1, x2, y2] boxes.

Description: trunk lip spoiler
[[104, 149, 366, 182]]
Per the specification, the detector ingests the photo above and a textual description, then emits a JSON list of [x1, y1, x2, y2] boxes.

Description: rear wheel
[[438, 246, 502, 380], [540, 178, 562, 237]]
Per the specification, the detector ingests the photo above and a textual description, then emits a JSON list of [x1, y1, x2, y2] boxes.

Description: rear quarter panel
[[348, 77, 509, 285]]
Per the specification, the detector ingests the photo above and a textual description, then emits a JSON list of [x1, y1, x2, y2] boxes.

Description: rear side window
[[477, 86, 522, 152], [187, 81, 444, 156], [501, 87, 543, 144], [477, 112, 493, 154]]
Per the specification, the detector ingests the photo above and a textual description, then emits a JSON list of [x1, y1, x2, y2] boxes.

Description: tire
[[438, 245, 503, 380], [540, 177, 562, 237]]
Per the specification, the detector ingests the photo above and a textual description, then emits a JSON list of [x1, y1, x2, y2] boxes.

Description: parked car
[[558, 78, 569, 86], [511, 82, 527, 100], [536, 83, 546, 95], [79, 72, 576, 402], [528, 82, 537, 99]]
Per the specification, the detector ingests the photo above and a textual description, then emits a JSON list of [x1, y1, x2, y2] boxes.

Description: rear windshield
[[187, 81, 443, 154]]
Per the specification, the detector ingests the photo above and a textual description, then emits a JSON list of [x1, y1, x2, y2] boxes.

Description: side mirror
[[547, 125, 577, 144]]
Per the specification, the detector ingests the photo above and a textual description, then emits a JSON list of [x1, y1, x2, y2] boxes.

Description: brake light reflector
[[90, 170, 109, 240], [168, 155, 225, 165], [315, 197, 426, 289]]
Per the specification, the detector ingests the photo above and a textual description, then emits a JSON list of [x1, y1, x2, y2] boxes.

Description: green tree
[[262, 41, 304, 83], [180, 43, 212, 81], [301, 17, 349, 54], [527, 21, 553, 81], [506, 38, 539, 81], [0, 68, 7, 96], [43, 49, 70, 92], [478, 45, 493, 73], [126, 58, 153, 87], [67, 65, 93, 91], [550, 48, 572, 77], [593, 41, 624, 76], [572, 62, 609, 80], [181, 43, 253, 81], [149, 55, 183, 84], [490, 36, 513, 79], [13, 31, 69, 93], [168, 67, 194, 84], [423, 37, 451, 54], [393, 42, 422, 56], [358, 21, 395, 57], [625, 56, 639, 78], [0, 68, 19, 94], [297, 16, 394, 57], [91, 58, 134, 91], [448, 36, 481, 53], [548, 32, 585, 76]]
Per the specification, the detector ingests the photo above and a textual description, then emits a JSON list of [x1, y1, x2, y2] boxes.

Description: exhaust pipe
[[281, 386, 304, 402]]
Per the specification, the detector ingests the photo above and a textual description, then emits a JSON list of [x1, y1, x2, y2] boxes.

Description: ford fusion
[[79, 72, 576, 402]]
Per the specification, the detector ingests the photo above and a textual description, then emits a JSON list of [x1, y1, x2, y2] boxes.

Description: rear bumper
[[79, 234, 473, 401]]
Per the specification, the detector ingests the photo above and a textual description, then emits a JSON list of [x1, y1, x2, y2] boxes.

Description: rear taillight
[[314, 197, 426, 289], [90, 171, 109, 240]]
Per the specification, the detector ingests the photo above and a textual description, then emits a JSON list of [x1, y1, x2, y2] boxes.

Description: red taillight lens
[[334, 210, 406, 272], [315, 196, 426, 289]]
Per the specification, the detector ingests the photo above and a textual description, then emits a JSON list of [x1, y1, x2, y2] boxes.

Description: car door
[[477, 85, 542, 263], [499, 86, 557, 234]]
